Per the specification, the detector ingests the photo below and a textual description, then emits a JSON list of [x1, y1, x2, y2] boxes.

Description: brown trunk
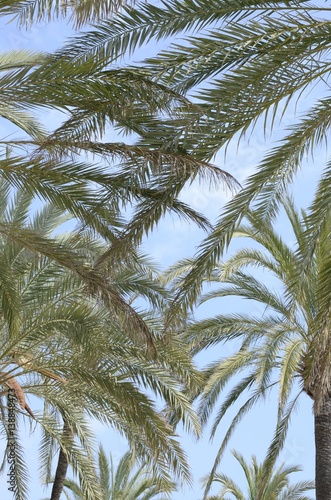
[[50, 420, 72, 500], [315, 396, 331, 499]]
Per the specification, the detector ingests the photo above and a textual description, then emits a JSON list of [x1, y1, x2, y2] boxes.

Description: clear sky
[[0, 6, 324, 499]]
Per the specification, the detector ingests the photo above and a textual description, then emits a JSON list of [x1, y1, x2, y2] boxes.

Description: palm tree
[[202, 450, 314, 500], [0, 180, 200, 499], [62, 446, 176, 499], [56, 0, 331, 310], [168, 198, 331, 499]]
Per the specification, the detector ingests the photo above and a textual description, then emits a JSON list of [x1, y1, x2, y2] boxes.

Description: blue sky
[[0, 6, 325, 499]]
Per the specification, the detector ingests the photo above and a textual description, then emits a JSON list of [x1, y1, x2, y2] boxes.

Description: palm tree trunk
[[50, 419, 72, 500], [315, 396, 331, 499]]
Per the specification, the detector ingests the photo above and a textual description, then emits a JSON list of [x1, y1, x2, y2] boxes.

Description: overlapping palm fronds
[[0, 37, 238, 287], [0, 181, 200, 499], [1, 0, 135, 28], [52, 0, 331, 312]]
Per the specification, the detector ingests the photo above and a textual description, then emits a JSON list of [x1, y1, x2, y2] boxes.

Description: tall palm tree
[[203, 450, 314, 500], [58, 0, 331, 310], [62, 446, 176, 499], [0, 180, 200, 499], [169, 198, 331, 499]]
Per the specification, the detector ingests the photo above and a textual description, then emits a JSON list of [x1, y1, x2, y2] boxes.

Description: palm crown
[[203, 450, 314, 500], [63, 447, 176, 499], [174, 197, 331, 497]]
